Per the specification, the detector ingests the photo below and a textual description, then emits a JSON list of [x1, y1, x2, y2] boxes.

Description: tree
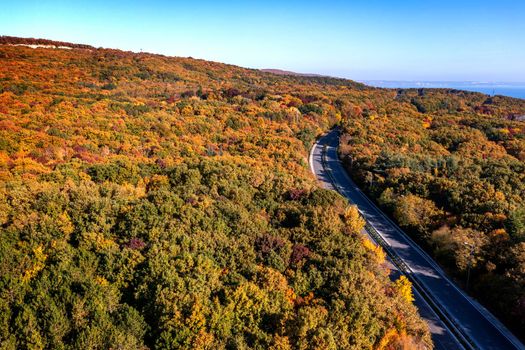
[[395, 275, 415, 303], [393, 195, 443, 236], [506, 208, 525, 242], [343, 205, 365, 234]]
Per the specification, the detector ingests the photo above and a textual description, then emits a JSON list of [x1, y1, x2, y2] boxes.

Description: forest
[[1, 36, 525, 349], [338, 88, 525, 336], [0, 37, 431, 349]]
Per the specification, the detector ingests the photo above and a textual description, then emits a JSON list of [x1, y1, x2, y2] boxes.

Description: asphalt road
[[310, 129, 525, 350]]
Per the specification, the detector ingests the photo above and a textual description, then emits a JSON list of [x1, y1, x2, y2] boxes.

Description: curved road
[[310, 129, 525, 350]]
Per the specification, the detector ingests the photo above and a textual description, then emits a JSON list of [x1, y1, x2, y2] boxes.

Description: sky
[[1, 0, 525, 82]]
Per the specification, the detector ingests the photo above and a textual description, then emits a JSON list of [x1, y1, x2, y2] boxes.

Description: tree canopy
[[338, 87, 525, 335], [0, 38, 432, 349]]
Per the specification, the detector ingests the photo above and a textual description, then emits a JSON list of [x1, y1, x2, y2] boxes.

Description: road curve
[[310, 129, 525, 350]]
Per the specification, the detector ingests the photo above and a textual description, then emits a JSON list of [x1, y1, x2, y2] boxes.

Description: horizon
[[6, 37, 525, 87], [2, 0, 524, 82]]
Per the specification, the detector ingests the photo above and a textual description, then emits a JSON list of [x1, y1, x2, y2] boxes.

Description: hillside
[[2, 36, 525, 349], [0, 38, 431, 349]]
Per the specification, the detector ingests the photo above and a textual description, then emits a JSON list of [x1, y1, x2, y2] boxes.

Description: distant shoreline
[[360, 81, 525, 100]]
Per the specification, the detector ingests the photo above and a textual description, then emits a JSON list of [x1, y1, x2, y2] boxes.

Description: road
[[310, 129, 525, 350]]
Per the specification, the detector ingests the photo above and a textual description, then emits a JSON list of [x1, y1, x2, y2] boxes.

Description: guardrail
[[320, 144, 477, 350]]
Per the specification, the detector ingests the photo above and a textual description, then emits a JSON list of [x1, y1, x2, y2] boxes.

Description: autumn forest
[[0, 36, 524, 349]]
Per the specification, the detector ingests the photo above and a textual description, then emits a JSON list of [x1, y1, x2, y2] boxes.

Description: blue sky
[[2, 0, 524, 81]]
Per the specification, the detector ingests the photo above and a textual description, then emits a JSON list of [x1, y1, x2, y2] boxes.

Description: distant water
[[458, 87, 525, 100], [361, 81, 525, 100]]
